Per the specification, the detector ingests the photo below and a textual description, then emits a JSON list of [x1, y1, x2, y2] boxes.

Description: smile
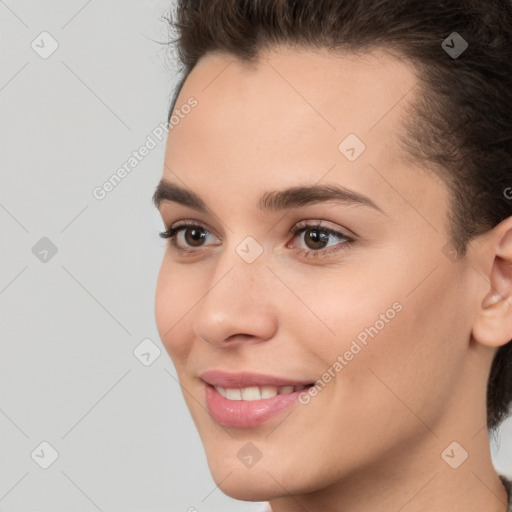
[[214, 384, 309, 400], [200, 370, 315, 428]]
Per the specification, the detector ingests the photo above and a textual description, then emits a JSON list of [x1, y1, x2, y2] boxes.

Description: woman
[[153, 1, 512, 510]]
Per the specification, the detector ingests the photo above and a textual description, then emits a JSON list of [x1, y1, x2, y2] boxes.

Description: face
[[154, 47, 485, 501]]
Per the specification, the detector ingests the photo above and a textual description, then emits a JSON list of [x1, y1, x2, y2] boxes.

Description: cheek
[[358, 264, 470, 424], [284, 254, 468, 407], [278, 264, 404, 362], [154, 258, 197, 363]]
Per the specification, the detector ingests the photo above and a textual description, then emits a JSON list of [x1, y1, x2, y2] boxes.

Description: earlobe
[[473, 292, 512, 348], [471, 218, 512, 348]]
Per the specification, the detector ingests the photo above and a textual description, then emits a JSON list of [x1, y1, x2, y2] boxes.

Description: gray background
[[0, 1, 510, 511]]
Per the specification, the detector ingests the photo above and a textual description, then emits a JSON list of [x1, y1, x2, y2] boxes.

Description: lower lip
[[204, 383, 307, 428]]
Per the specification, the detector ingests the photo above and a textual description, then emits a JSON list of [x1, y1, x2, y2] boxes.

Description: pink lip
[[204, 383, 309, 428], [200, 370, 315, 428]]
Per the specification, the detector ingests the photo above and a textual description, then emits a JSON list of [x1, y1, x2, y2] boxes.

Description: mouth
[[212, 383, 311, 400], [200, 370, 315, 428]]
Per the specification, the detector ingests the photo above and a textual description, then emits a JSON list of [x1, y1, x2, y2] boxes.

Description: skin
[[154, 47, 512, 511]]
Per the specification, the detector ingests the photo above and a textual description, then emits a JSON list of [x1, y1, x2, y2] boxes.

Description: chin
[[210, 469, 288, 502], [205, 451, 319, 502]]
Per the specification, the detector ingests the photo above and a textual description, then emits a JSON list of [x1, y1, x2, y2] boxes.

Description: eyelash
[[158, 221, 355, 259]]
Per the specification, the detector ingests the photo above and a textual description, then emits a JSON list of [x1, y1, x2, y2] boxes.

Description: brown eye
[[288, 222, 354, 258], [183, 227, 208, 247], [159, 223, 219, 252], [303, 228, 330, 250]]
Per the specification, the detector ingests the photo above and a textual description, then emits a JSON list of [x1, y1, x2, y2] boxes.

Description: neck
[[268, 429, 509, 512]]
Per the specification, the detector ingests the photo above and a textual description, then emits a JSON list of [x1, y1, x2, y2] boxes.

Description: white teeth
[[225, 388, 242, 400], [278, 385, 295, 395], [215, 385, 304, 400], [241, 386, 261, 401], [260, 386, 278, 399]]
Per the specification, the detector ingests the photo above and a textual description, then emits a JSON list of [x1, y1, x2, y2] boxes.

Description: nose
[[192, 257, 278, 347]]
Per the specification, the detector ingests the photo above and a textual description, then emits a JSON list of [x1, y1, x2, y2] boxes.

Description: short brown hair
[[164, 0, 512, 431]]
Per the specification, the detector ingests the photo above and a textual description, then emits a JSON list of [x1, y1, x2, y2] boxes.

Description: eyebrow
[[152, 179, 384, 214]]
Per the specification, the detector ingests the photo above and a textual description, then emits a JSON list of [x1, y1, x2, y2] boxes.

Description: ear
[[472, 217, 512, 348]]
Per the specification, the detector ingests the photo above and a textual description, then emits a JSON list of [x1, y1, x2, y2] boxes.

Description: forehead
[[167, 47, 418, 165], [163, 46, 447, 223], [180, 48, 416, 126]]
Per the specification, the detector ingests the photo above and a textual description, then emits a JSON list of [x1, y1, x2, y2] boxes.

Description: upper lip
[[200, 370, 314, 389]]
